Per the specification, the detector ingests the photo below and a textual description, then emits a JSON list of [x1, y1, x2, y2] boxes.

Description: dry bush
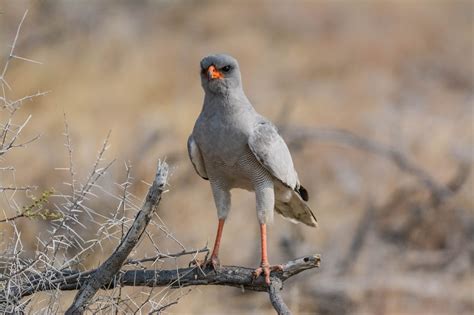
[[0, 12, 205, 314]]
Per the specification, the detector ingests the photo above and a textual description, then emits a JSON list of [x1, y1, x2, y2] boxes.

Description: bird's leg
[[253, 223, 284, 284], [208, 218, 225, 269], [191, 219, 224, 270]]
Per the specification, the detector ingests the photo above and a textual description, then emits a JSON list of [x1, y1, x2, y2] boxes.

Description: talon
[[209, 255, 220, 270], [253, 263, 283, 285], [191, 255, 220, 270], [270, 264, 284, 272], [253, 267, 263, 279]]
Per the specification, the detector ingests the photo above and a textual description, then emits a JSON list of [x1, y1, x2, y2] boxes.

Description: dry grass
[[0, 1, 472, 314]]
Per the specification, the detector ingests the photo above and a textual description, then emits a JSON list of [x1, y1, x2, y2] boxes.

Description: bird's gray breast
[[195, 111, 250, 165], [193, 108, 266, 189]]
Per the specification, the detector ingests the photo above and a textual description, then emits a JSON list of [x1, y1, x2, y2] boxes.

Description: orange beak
[[207, 65, 223, 80]]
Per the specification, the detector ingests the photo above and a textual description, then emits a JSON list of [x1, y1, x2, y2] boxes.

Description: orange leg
[[261, 223, 269, 265], [253, 223, 283, 284], [208, 218, 225, 269]]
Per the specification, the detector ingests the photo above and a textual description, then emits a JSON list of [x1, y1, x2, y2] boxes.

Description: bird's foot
[[253, 263, 284, 285], [190, 254, 220, 271]]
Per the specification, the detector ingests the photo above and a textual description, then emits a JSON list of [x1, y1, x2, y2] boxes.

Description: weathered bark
[[17, 254, 320, 296], [268, 278, 292, 315]]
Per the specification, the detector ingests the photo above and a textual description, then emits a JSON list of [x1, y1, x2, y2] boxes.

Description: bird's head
[[200, 54, 242, 95]]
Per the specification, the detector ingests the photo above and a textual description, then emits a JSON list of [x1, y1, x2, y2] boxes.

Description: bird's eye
[[221, 65, 232, 72]]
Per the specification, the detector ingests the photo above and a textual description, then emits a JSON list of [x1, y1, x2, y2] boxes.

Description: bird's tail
[[274, 184, 317, 227]]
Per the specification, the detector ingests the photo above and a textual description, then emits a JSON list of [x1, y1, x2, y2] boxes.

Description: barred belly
[[206, 147, 275, 223]]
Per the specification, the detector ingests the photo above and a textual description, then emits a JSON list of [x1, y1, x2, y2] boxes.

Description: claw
[[253, 266, 264, 279], [208, 255, 220, 270], [191, 255, 220, 270], [253, 263, 284, 284]]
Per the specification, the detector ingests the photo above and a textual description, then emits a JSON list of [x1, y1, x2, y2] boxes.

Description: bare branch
[[337, 204, 375, 275], [65, 161, 169, 314], [0, 115, 41, 157], [0, 186, 36, 192], [125, 247, 209, 266], [0, 10, 28, 80], [62, 113, 76, 198], [11, 254, 320, 299], [4, 91, 49, 112], [268, 278, 292, 315], [0, 213, 24, 223]]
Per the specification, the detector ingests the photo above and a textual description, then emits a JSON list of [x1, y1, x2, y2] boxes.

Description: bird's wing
[[248, 120, 299, 189], [187, 135, 208, 180]]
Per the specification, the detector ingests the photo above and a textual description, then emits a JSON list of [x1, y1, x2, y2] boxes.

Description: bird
[[188, 54, 317, 284]]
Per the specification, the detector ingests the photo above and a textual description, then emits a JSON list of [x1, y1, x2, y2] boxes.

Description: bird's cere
[[207, 65, 223, 80]]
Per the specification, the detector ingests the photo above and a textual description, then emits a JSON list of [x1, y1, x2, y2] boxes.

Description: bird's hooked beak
[[207, 65, 223, 80]]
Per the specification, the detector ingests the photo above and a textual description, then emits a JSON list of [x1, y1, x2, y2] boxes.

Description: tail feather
[[275, 186, 317, 227]]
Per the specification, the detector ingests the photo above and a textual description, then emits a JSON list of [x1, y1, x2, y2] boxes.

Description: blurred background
[[0, 0, 472, 314]]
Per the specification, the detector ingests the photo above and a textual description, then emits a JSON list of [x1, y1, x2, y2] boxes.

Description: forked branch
[[1, 157, 319, 314], [65, 161, 169, 314], [17, 254, 320, 314]]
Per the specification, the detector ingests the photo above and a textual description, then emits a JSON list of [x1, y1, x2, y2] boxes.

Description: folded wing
[[187, 135, 208, 180], [248, 120, 317, 227]]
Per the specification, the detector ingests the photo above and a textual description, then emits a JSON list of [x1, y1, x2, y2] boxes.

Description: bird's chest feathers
[[198, 113, 250, 166]]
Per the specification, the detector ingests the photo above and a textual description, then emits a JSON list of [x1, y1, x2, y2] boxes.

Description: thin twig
[[0, 213, 24, 223], [0, 10, 28, 80], [125, 247, 209, 266]]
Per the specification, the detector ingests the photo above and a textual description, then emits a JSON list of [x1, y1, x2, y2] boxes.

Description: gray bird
[[188, 54, 317, 284]]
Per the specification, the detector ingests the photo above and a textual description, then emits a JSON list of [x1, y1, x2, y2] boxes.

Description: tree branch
[[0, 155, 320, 314], [124, 247, 209, 266], [0, 213, 24, 223], [65, 160, 169, 314], [268, 278, 292, 315], [15, 254, 320, 298]]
